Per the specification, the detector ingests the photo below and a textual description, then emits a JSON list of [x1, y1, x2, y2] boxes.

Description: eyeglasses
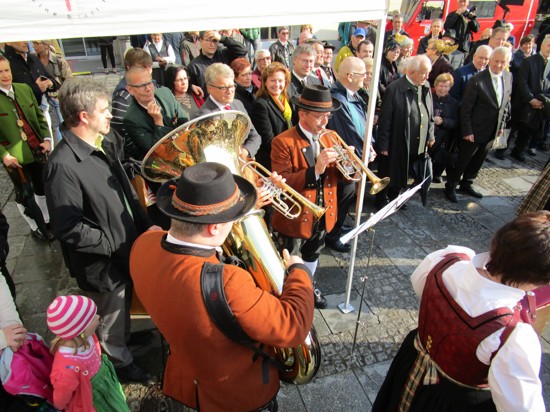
[[306, 111, 332, 120], [203, 38, 219, 44], [208, 84, 236, 92], [349, 72, 367, 77], [128, 80, 154, 90], [280, 31, 289, 35]]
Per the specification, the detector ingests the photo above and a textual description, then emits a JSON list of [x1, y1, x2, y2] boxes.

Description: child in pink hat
[[47, 295, 129, 412]]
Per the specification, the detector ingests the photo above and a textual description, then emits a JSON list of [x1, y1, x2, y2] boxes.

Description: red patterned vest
[[418, 253, 518, 387]]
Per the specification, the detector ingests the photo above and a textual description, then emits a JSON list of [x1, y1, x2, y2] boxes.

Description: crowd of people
[[0, 5, 549, 409]]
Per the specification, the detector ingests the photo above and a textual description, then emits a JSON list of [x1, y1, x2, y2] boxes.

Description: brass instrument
[[240, 160, 325, 220], [319, 130, 390, 194], [141, 110, 321, 384]]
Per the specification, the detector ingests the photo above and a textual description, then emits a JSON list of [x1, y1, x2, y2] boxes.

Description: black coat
[[234, 84, 257, 116], [512, 54, 550, 129], [376, 77, 435, 188], [432, 93, 459, 146], [379, 57, 399, 97], [251, 95, 290, 170], [460, 69, 512, 143], [43, 127, 152, 292]]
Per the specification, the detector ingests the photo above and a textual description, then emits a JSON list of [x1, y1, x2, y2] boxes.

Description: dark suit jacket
[[251, 95, 290, 169], [512, 54, 550, 127], [460, 69, 512, 143], [44, 127, 152, 292], [196, 97, 261, 157], [287, 73, 321, 101]]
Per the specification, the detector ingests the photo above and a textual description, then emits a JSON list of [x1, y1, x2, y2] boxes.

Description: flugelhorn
[[319, 130, 390, 194], [240, 160, 325, 220]]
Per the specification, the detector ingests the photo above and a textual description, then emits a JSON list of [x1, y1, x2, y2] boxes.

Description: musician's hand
[[3, 324, 27, 352], [239, 147, 250, 160], [282, 249, 303, 270], [315, 147, 338, 176], [255, 185, 272, 208], [2, 154, 21, 169], [269, 171, 285, 188], [147, 101, 164, 126]]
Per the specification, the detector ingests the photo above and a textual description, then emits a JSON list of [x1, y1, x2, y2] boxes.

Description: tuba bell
[[141, 110, 321, 384]]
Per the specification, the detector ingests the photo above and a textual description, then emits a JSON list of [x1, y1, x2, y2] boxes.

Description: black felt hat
[[156, 162, 257, 224], [290, 84, 341, 113]]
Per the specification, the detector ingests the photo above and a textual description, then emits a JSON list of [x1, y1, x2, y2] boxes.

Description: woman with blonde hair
[[424, 38, 455, 86]]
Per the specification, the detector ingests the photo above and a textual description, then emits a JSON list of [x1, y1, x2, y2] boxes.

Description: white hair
[[491, 46, 512, 61], [475, 45, 493, 56], [407, 54, 432, 73], [255, 49, 270, 60], [399, 37, 414, 48]]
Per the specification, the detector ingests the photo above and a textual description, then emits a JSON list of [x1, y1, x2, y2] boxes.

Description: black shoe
[[444, 187, 457, 203], [30, 229, 54, 241], [510, 150, 525, 162], [494, 150, 505, 160], [458, 185, 483, 199], [127, 330, 154, 347], [432, 176, 442, 183], [116, 362, 155, 384], [325, 238, 351, 253], [313, 288, 327, 309]]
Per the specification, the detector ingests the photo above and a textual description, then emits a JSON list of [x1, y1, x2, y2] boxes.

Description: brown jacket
[[130, 231, 314, 411], [270, 126, 339, 239]]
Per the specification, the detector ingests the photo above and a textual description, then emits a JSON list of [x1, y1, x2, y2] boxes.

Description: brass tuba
[[141, 111, 321, 384]]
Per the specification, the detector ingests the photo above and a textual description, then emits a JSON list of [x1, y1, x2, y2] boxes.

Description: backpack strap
[[200, 262, 285, 384]]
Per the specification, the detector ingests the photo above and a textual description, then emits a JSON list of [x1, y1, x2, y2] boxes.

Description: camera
[[463, 6, 477, 19]]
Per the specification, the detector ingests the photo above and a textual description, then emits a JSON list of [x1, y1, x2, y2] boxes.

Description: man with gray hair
[[269, 26, 295, 68], [445, 46, 512, 202], [450, 44, 492, 102], [375, 54, 434, 209], [288, 44, 321, 101], [251, 49, 271, 89], [43, 77, 161, 384], [196, 63, 261, 159]]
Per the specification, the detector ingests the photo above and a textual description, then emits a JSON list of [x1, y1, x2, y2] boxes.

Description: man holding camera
[[444, 0, 480, 67]]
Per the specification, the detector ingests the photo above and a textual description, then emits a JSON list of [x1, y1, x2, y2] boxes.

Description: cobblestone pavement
[[4, 69, 550, 411]]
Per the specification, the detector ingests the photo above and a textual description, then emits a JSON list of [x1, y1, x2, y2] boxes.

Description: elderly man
[[43, 77, 161, 384], [444, 0, 480, 66], [251, 49, 271, 89], [307, 39, 332, 87], [445, 47, 512, 202], [324, 56, 369, 253], [123, 66, 188, 160], [334, 28, 366, 72], [288, 44, 321, 101], [271, 85, 346, 309], [375, 55, 434, 210], [269, 26, 295, 68], [130, 162, 313, 411], [188, 30, 248, 94], [466, 27, 507, 65], [196, 63, 261, 159], [450, 44, 491, 102], [510, 36, 550, 161]]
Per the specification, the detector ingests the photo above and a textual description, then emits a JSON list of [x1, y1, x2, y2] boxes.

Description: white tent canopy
[[2, 0, 388, 42]]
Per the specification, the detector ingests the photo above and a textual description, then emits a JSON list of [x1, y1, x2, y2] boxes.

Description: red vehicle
[[399, 0, 541, 49]]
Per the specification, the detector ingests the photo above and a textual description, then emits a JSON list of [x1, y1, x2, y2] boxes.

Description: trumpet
[[319, 130, 390, 195], [240, 160, 325, 220]]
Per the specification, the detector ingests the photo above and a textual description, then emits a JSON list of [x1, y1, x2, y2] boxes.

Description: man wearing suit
[[130, 162, 313, 411], [0, 56, 52, 240], [510, 36, 550, 161], [307, 40, 332, 87], [271, 85, 344, 309], [449, 45, 491, 102], [445, 47, 512, 202], [123, 67, 188, 160], [43, 77, 161, 383], [288, 44, 322, 102], [195, 63, 261, 159]]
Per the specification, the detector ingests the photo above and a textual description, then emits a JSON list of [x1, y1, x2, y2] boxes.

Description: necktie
[[312, 135, 320, 158], [223, 104, 231, 110], [315, 68, 323, 84], [544, 58, 550, 81], [493, 76, 502, 106]]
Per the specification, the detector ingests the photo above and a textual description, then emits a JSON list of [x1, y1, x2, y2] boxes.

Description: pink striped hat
[[47, 295, 97, 339]]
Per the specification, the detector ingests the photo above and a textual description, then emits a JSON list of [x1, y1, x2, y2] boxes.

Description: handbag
[[492, 128, 510, 150], [434, 137, 458, 168]]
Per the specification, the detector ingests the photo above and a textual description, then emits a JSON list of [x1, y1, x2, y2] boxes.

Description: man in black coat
[[510, 36, 550, 161], [43, 77, 161, 384], [445, 47, 512, 202], [375, 55, 435, 210]]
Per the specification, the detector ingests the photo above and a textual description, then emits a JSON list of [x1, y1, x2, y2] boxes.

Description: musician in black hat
[[271, 84, 347, 309], [130, 162, 314, 411]]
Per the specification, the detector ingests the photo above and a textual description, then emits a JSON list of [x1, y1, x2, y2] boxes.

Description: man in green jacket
[[0, 56, 52, 240]]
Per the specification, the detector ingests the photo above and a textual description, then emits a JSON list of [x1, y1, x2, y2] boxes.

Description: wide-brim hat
[[435, 39, 459, 55], [291, 84, 341, 113], [156, 162, 257, 224], [441, 29, 459, 45]]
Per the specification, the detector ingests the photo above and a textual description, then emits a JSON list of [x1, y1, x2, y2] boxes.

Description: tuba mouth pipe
[[319, 130, 390, 195], [240, 160, 326, 220]]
